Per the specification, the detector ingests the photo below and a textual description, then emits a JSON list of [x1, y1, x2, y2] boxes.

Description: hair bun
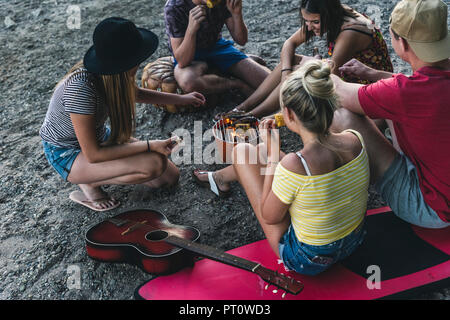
[[300, 60, 334, 100]]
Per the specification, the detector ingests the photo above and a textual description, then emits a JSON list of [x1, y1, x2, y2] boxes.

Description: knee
[[177, 77, 204, 93], [140, 153, 168, 180], [165, 161, 180, 187], [232, 143, 258, 165]]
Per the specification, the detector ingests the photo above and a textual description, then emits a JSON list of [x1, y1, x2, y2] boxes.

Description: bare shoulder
[[341, 7, 373, 31], [279, 152, 307, 176], [339, 130, 364, 157]]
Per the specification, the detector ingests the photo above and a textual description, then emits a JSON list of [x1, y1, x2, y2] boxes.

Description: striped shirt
[[272, 129, 370, 246], [39, 69, 108, 149]]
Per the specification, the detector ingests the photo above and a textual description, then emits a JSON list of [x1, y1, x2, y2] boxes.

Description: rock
[[4, 16, 16, 29], [31, 9, 42, 18]]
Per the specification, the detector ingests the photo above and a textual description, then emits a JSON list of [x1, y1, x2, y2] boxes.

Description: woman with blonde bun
[[194, 59, 370, 275]]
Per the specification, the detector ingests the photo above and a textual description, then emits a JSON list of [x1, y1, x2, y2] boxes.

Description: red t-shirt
[[358, 67, 450, 222]]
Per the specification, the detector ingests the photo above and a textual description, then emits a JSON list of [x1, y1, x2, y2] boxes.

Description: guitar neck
[[166, 236, 259, 273]]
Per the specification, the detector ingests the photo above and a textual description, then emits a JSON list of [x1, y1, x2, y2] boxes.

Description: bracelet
[[146, 140, 151, 152], [281, 68, 293, 73]]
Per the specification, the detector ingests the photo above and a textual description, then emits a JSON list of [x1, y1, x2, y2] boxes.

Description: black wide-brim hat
[[84, 17, 159, 75]]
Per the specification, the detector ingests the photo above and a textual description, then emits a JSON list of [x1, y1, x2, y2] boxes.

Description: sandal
[[69, 191, 120, 212], [192, 170, 231, 198]]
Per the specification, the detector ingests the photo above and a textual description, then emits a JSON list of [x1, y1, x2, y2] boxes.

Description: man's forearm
[[228, 15, 247, 45], [172, 31, 197, 68], [367, 68, 394, 82]]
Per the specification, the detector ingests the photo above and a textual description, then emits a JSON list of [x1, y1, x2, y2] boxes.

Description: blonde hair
[[280, 59, 339, 144], [99, 72, 136, 145], [58, 60, 136, 145]]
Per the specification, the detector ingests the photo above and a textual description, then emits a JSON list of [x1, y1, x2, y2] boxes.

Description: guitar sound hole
[[145, 230, 169, 242]]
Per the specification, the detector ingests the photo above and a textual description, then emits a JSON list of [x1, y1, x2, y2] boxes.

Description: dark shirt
[[164, 0, 232, 52]]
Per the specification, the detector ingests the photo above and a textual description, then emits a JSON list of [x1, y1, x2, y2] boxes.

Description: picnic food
[[206, 0, 222, 8], [274, 113, 285, 127]]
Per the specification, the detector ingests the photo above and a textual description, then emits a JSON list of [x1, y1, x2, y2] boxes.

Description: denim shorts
[[42, 128, 110, 181], [279, 222, 366, 276], [375, 153, 450, 229], [42, 141, 80, 181], [173, 38, 248, 73]]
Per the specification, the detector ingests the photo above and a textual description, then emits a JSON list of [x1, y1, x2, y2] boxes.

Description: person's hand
[[226, 0, 243, 16], [187, 5, 207, 34], [258, 119, 280, 161], [181, 92, 206, 107], [338, 58, 373, 80], [149, 137, 181, 156]]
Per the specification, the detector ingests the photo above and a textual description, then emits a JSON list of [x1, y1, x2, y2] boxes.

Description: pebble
[[4, 16, 16, 29]]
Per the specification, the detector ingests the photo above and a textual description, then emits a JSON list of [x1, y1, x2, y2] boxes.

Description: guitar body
[[85, 208, 200, 275]]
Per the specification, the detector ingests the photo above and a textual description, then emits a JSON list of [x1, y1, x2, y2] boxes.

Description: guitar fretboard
[[166, 235, 259, 273]]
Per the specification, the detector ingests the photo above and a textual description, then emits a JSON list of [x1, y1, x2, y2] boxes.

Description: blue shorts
[[42, 141, 81, 181], [42, 128, 110, 181], [375, 153, 450, 229], [173, 38, 248, 73], [279, 222, 366, 276]]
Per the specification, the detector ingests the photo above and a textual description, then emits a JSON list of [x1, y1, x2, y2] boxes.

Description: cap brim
[[84, 28, 159, 75], [408, 32, 450, 63]]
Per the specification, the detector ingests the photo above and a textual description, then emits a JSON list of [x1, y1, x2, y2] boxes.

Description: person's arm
[[224, 0, 247, 45], [279, 27, 306, 81], [135, 86, 205, 106], [170, 5, 206, 68], [329, 29, 372, 76], [339, 58, 394, 82], [70, 114, 178, 163], [331, 74, 365, 114], [258, 119, 290, 224]]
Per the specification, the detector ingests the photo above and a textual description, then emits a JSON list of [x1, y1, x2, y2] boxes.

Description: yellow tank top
[[272, 129, 370, 246]]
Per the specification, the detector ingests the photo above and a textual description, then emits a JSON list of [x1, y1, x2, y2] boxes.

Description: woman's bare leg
[[246, 83, 283, 118], [237, 55, 305, 118], [236, 62, 284, 112], [193, 165, 237, 193], [193, 143, 273, 191], [68, 151, 179, 203], [232, 143, 290, 257]]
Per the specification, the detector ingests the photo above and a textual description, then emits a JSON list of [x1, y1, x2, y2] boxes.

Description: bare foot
[[77, 184, 120, 211], [193, 170, 231, 193]]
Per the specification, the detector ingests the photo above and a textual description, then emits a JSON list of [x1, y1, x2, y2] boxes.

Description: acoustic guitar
[[85, 208, 303, 297]]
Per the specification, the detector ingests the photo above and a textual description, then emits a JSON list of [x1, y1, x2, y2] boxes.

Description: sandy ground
[[0, 0, 448, 300]]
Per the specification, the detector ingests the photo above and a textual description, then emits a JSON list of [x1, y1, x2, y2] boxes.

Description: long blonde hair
[[99, 71, 136, 145], [280, 59, 339, 149], [58, 60, 136, 145]]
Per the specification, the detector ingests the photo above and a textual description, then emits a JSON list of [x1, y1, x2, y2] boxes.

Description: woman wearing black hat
[[40, 17, 205, 211]]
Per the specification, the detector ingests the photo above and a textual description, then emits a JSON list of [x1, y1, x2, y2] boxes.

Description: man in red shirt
[[330, 0, 450, 228]]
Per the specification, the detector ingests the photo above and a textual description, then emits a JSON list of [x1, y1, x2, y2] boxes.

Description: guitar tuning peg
[[272, 289, 278, 294], [265, 284, 269, 290], [282, 292, 286, 299]]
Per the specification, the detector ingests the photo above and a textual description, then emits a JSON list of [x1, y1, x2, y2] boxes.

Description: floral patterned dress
[[328, 17, 394, 84]]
